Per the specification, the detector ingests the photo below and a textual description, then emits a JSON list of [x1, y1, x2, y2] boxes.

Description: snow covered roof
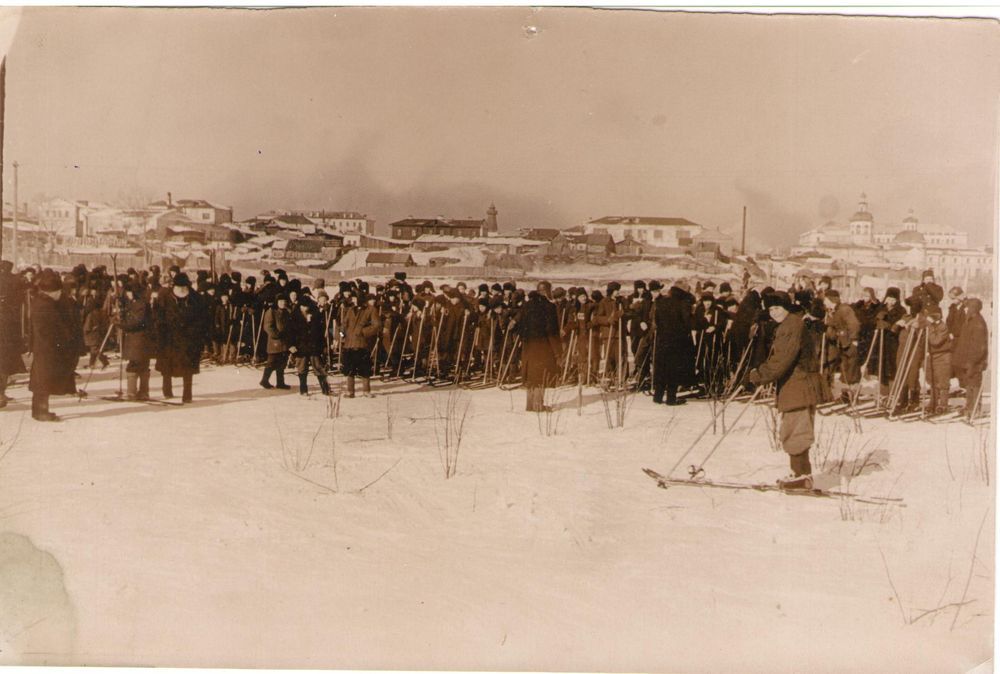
[[63, 246, 142, 256], [587, 216, 702, 228]]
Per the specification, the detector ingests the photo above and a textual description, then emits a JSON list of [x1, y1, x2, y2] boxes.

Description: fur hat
[[884, 287, 901, 302], [275, 293, 288, 303], [38, 270, 62, 292], [633, 280, 646, 289], [719, 282, 732, 294], [478, 283, 489, 294], [819, 275, 833, 287], [502, 281, 515, 292], [922, 269, 935, 280], [173, 273, 192, 288], [606, 281, 621, 295], [552, 287, 566, 299], [394, 271, 407, 282], [338, 281, 352, 294], [762, 290, 794, 311], [591, 289, 604, 302], [490, 283, 503, 293], [700, 292, 715, 303], [649, 280, 663, 292]]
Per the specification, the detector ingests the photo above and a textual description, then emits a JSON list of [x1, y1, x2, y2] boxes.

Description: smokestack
[[167, 192, 172, 207]]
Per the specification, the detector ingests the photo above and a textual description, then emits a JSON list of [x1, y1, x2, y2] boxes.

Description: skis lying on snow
[[642, 468, 905, 507], [99, 395, 184, 407]]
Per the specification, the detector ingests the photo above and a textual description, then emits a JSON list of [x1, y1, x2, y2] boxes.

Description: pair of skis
[[642, 468, 905, 507]]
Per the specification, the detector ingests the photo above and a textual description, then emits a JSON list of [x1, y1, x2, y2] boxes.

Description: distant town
[[0, 191, 992, 297]]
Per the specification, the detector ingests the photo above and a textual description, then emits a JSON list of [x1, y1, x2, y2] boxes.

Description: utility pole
[[11, 160, 17, 268], [741, 205, 747, 256]]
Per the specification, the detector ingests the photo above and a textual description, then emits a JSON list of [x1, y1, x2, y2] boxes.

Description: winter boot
[[362, 378, 374, 398], [162, 376, 174, 399], [126, 372, 139, 401], [260, 367, 274, 389], [345, 376, 356, 399], [777, 474, 814, 491], [137, 369, 150, 401], [181, 374, 193, 403], [31, 393, 58, 422], [275, 367, 290, 390], [318, 376, 330, 396], [298, 374, 309, 395]]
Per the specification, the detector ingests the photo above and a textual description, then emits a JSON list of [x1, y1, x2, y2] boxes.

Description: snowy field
[[0, 362, 993, 672]]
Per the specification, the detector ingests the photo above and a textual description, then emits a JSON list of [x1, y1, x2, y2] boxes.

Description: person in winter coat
[[591, 282, 625, 384], [341, 291, 381, 398], [923, 304, 952, 415], [651, 283, 694, 405], [824, 289, 861, 399], [0, 261, 27, 407], [28, 270, 82, 421], [873, 287, 906, 394], [747, 291, 828, 489], [289, 301, 330, 396], [893, 298, 927, 415], [81, 285, 111, 370], [518, 282, 562, 412], [154, 273, 208, 403], [945, 286, 968, 343], [119, 282, 156, 401], [260, 294, 292, 390], [912, 269, 944, 310], [951, 297, 988, 418], [852, 287, 881, 376]]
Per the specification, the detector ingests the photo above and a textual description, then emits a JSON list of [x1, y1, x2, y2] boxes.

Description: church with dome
[[791, 193, 990, 291]]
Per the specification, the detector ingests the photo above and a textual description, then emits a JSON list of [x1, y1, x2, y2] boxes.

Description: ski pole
[[688, 386, 766, 478]]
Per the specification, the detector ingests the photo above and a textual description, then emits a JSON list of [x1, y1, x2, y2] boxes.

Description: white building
[[793, 193, 991, 292], [581, 216, 705, 248], [275, 210, 375, 236]]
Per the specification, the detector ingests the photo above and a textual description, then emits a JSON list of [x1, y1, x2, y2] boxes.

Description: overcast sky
[[6, 7, 999, 246]]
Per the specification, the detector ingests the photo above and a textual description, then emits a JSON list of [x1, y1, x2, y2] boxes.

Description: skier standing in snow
[[747, 291, 828, 489], [120, 281, 155, 401], [340, 288, 381, 398], [951, 297, 988, 419], [260, 293, 292, 390], [155, 273, 209, 404], [518, 281, 562, 412]]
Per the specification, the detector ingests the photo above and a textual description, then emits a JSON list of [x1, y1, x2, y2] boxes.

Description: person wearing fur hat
[[287, 300, 331, 396], [591, 282, 625, 383], [518, 281, 562, 411], [260, 293, 292, 390], [27, 271, 81, 421], [748, 291, 827, 489], [340, 289, 381, 397], [651, 281, 694, 405], [945, 286, 968, 343], [920, 304, 952, 415], [952, 297, 988, 419], [873, 287, 906, 394], [154, 272, 209, 403], [823, 289, 861, 401], [912, 269, 944, 310], [81, 282, 111, 371], [119, 281, 155, 401]]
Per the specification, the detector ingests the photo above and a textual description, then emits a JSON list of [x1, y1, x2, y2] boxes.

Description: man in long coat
[[28, 270, 81, 421], [748, 291, 828, 489], [951, 297, 989, 419], [518, 281, 562, 412], [120, 281, 156, 401], [155, 273, 208, 403], [651, 282, 695, 405], [0, 261, 27, 407]]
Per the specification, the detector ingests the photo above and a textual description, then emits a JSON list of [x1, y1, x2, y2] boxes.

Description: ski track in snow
[[0, 363, 992, 671]]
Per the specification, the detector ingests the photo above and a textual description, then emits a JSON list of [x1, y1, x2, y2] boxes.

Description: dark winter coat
[[752, 312, 828, 413], [81, 295, 110, 348], [517, 295, 562, 388], [0, 270, 26, 375], [121, 296, 155, 362], [652, 288, 695, 385], [342, 304, 381, 350], [155, 292, 208, 377], [262, 306, 291, 354], [28, 292, 81, 396], [952, 308, 988, 374], [290, 309, 327, 358]]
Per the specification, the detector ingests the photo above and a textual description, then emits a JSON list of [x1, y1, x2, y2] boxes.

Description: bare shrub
[[599, 386, 638, 430], [433, 389, 471, 479]]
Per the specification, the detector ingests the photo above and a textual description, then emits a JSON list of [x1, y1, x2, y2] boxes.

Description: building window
[[654, 230, 663, 240], [202, 213, 210, 220]]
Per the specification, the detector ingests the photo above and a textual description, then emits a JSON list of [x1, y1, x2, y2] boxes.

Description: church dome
[[894, 229, 925, 244], [850, 210, 874, 223]]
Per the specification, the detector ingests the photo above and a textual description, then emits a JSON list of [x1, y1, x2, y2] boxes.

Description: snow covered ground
[[0, 363, 992, 671]]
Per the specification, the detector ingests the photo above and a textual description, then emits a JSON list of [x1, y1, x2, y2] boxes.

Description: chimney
[[167, 192, 173, 207]]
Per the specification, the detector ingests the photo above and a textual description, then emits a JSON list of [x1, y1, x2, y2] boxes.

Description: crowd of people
[[0, 260, 989, 487]]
